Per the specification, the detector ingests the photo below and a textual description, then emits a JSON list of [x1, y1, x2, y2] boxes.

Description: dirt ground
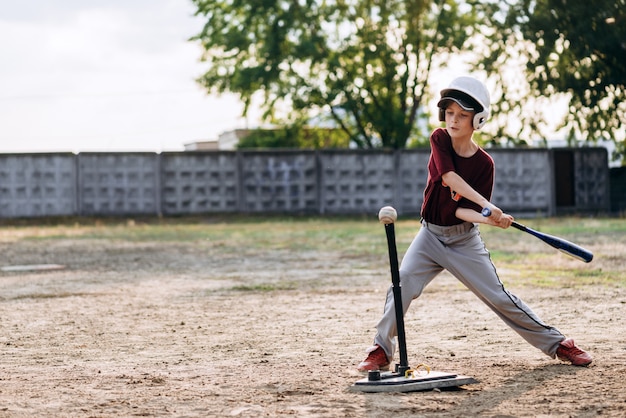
[[0, 225, 625, 417]]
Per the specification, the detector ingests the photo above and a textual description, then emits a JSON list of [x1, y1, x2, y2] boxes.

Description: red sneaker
[[357, 345, 390, 372], [556, 338, 592, 366]]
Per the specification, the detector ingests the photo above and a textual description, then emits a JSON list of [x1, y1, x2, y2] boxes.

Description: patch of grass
[[1, 215, 624, 291], [499, 262, 625, 288], [228, 282, 298, 292], [486, 250, 525, 263]]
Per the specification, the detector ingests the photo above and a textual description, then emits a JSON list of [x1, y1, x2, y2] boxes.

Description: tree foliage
[[478, 0, 625, 151], [191, 0, 481, 149], [237, 126, 351, 149]]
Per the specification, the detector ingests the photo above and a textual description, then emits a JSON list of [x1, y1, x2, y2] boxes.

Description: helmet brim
[[437, 96, 475, 112], [437, 88, 485, 113]]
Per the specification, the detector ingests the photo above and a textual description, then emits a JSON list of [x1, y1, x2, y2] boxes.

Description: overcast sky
[[0, 0, 262, 153], [0, 1, 590, 156]]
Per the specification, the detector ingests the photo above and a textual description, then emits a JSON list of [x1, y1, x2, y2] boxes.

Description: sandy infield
[[0, 223, 624, 417]]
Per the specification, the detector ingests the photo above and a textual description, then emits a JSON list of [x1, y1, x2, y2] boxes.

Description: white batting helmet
[[437, 76, 490, 129]]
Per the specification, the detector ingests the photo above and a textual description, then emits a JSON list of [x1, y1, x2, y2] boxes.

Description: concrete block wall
[[161, 153, 239, 214], [319, 151, 397, 214], [490, 150, 553, 215], [572, 148, 610, 211], [0, 148, 610, 218], [395, 151, 430, 214], [77, 153, 160, 216], [240, 151, 318, 213], [0, 154, 77, 217]]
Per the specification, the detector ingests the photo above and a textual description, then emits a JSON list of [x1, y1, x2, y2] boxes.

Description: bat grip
[[510, 221, 525, 231], [482, 207, 524, 230]]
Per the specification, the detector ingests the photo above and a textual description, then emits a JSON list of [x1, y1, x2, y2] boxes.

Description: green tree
[[237, 125, 351, 149], [191, 0, 481, 149], [478, 0, 625, 155]]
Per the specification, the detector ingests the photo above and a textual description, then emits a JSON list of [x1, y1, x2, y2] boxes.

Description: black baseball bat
[[481, 208, 593, 263]]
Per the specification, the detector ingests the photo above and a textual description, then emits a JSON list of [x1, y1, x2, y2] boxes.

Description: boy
[[357, 76, 592, 372]]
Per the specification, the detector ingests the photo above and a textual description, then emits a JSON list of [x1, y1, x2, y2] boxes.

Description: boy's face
[[444, 102, 475, 140]]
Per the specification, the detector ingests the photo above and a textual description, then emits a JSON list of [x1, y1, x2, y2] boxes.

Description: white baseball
[[378, 206, 397, 224]]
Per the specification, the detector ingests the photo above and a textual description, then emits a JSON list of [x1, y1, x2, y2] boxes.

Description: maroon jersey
[[421, 128, 494, 226]]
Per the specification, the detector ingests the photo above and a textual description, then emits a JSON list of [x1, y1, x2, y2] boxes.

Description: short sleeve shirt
[[421, 128, 494, 226]]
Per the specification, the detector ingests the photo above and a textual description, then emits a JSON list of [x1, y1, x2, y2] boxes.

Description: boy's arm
[[441, 170, 504, 222], [455, 207, 513, 229]]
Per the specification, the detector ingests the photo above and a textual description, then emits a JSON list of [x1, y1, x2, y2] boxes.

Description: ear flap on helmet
[[473, 110, 489, 130], [440, 106, 489, 129]]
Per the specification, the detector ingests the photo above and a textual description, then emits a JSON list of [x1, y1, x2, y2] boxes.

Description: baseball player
[[358, 76, 592, 371]]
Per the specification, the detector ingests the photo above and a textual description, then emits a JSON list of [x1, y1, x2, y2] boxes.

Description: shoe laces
[[563, 345, 585, 356], [366, 347, 387, 363]]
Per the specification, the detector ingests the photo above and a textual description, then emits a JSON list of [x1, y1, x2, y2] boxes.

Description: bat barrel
[[482, 208, 593, 263]]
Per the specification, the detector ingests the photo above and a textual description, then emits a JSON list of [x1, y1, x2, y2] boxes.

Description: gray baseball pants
[[373, 221, 566, 361]]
